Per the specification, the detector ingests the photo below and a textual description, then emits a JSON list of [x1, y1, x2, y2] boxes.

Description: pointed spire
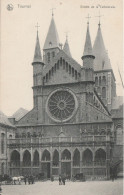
[[33, 29, 42, 63], [83, 22, 93, 56], [63, 35, 72, 57], [93, 23, 112, 71], [43, 16, 60, 50]]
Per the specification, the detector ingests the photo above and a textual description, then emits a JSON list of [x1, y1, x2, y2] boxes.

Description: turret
[[81, 22, 95, 82], [63, 35, 72, 57], [93, 21, 116, 110], [32, 29, 44, 108]]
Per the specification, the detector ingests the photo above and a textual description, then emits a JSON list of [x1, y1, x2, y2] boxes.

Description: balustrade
[[8, 135, 112, 148]]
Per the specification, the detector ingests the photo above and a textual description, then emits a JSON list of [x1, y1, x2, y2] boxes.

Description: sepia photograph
[[0, 0, 123, 194]]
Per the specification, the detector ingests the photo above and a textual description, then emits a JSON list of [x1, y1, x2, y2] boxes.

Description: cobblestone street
[[1, 179, 123, 195]]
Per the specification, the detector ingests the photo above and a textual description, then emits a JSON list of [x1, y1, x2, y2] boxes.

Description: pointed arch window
[[75, 70, 77, 79], [66, 62, 68, 72], [116, 126, 123, 145], [102, 87, 106, 98], [47, 52, 50, 63], [72, 68, 74, 77], [63, 60, 65, 69], [99, 76, 101, 86], [69, 65, 71, 74], [95, 77, 98, 86], [102, 76, 106, 85]]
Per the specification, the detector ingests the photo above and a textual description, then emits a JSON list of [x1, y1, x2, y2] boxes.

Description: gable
[[44, 63, 79, 85], [43, 50, 81, 76], [43, 50, 81, 85]]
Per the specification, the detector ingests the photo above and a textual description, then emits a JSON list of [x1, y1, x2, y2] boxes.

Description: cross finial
[[50, 8, 56, 17], [86, 14, 91, 24], [35, 22, 40, 32], [95, 11, 104, 27]]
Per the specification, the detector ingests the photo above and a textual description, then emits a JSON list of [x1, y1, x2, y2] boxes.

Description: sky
[[0, 0, 123, 116]]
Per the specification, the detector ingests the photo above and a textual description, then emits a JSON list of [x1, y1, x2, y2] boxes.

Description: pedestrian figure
[[31, 176, 34, 184], [28, 176, 30, 184], [59, 175, 62, 185], [61, 175, 65, 185], [24, 176, 27, 185]]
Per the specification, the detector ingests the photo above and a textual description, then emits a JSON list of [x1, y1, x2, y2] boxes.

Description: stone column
[[31, 138, 33, 175], [59, 148, 61, 175], [92, 136, 95, 180], [80, 149, 82, 173], [50, 147, 53, 178], [39, 148, 42, 173], [106, 135, 110, 180], [92, 148, 95, 180], [71, 150, 73, 179], [20, 149, 23, 176]]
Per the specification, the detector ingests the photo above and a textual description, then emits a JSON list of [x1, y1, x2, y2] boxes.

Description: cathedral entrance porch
[[41, 163, 50, 178], [61, 162, 71, 178]]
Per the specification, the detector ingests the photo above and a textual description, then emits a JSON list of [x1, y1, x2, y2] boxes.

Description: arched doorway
[[33, 150, 39, 166], [41, 150, 51, 178], [33, 150, 39, 176], [61, 149, 71, 177], [53, 150, 59, 167], [11, 150, 20, 167], [22, 150, 31, 176], [52, 150, 59, 176], [73, 149, 80, 176], [23, 150, 31, 166], [10, 150, 20, 176], [95, 148, 106, 166], [73, 149, 80, 166], [83, 149, 93, 166]]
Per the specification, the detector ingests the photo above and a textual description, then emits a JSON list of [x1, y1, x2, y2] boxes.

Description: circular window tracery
[[46, 89, 78, 122]]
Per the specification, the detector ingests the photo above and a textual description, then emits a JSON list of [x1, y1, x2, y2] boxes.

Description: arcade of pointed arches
[[10, 147, 106, 169]]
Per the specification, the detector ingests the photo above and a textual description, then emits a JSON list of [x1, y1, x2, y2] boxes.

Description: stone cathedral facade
[[0, 15, 123, 180]]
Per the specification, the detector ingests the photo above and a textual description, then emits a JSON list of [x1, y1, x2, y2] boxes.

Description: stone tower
[[32, 30, 44, 123], [93, 22, 116, 111], [43, 15, 61, 65], [81, 22, 95, 82]]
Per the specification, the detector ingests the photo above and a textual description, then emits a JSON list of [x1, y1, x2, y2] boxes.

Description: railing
[[8, 136, 114, 147]]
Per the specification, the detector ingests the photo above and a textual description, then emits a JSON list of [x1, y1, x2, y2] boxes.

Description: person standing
[[59, 175, 62, 185], [24, 176, 27, 185]]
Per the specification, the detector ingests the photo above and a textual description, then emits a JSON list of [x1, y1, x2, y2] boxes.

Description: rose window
[[47, 89, 77, 122]]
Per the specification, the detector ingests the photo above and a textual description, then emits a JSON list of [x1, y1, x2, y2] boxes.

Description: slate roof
[[0, 111, 14, 127], [83, 23, 93, 56], [33, 31, 42, 63], [43, 16, 60, 50], [93, 24, 112, 71], [12, 108, 29, 121], [63, 37, 72, 57]]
